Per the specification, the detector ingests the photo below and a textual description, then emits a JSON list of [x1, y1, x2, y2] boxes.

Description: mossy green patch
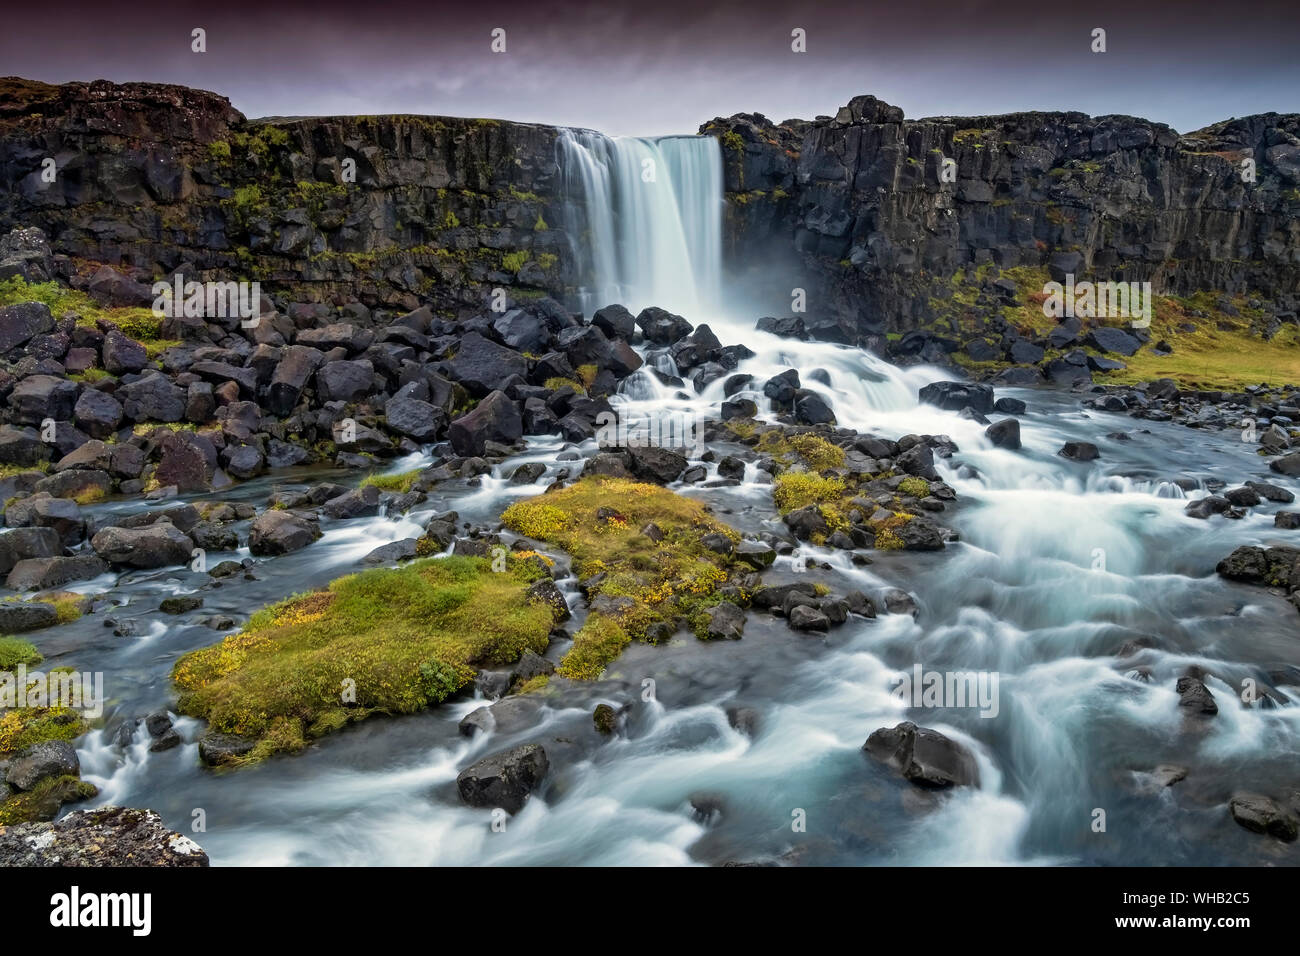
[[359, 469, 422, 494], [172, 555, 554, 764], [501, 477, 739, 677], [0, 637, 41, 670], [0, 277, 165, 341]]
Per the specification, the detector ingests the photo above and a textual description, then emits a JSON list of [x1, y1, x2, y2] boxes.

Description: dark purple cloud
[[3, 0, 1296, 134]]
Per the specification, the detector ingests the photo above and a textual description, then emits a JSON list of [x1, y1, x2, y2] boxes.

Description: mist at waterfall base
[[66, 131, 1299, 867]]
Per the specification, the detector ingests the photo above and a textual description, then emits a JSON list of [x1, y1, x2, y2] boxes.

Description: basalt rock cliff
[[0, 77, 574, 314], [1, 77, 1298, 345], [702, 94, 1300, 346]]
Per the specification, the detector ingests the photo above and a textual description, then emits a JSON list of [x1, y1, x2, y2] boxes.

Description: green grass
[[359, 469, 422, 494], [501, 477, 739, 677], [172, 555, 555, 764], [0, 637, 42, 670], [0, 276, 164, 340]]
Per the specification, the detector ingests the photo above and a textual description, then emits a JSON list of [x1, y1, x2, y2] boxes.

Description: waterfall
[[557, 130, 722, 317]]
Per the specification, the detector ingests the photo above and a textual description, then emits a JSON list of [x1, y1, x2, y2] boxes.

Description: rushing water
[[41, 129, 1300, 866]]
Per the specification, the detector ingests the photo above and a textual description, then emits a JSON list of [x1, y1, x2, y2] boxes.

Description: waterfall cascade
[[557, 130, 723, 317]]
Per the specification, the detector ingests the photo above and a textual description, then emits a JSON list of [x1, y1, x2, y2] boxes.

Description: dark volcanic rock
[[448, 390, 522, 456], [919, 381, 994, 414], [0, 807, 209, 866], [456, 743, 549, 814], [864, 721, 980, 789]]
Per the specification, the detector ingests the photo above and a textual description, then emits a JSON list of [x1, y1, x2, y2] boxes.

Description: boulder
[[0, 601, 58, 633], [456, 743, 549, 814], [919, 381, 994, 414], [625, 444, 687, 484], [5, 555, 106, 591], [314, 359, 374, 404], [703, 601, 745, 640], [117, 371, 186, 423], [247, 510, 321, 555], [0, 301, 54, 354], [91, 521, 193, 569], [447, 332, 529, 398], [448, 390, 523, 457], [9, 375, 77, 425], [1059, 441, 1099, 461], [385, 396, 446, 442], [1228, 792, 1299, 842], [864, 721, 980, 789], [5, 740, 79, 791], [984, 418, 1021, 449]]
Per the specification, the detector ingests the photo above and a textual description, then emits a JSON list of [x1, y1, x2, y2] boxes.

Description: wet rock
[[456, 743, 549, 814], [5, 554, 106, 591], [1269, 452, 1300, 477], [984, 418, 1021, 449], [1175, 675, 1218, 716], [864, 721, 980, 789], [703, 601, 745, 640], [1215, 545, 1270, 584], [919, 381, 994, 414], [361, 538, 419, 564], [91, 521, 193, 568], [0, 807, 209, 866], [247, 510, 322, 556], [0, 526, 61, 575], [1245, 481, 1294, 503], [788, 604, 830, 631], [0, 599, 58, 633], [1185, 496, 1233, 519], [526, 577, 570, 622], [734, 539, 776, 569], [624, 444, 687, 483], [726, 706, 760, 737], [198, 731, 257, 766], [511, 650, 555, 686], [635, 306, 692, 345], [1228, 792, 1298, 842], [896, 518, 946, 551], [1276, 511, 1300, 530], [593, 703, 617, 735], [448, 390, 523, 457], [880, 588, 918, 615], [5, 740, 80, 791], [321, 485, 381, 519], [1059, 441, 1099, 461], [784, 504, 831, 541], [159, 595, 203, 614]]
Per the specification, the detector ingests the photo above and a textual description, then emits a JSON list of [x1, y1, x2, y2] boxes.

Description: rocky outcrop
[[702, 95, 1300, 345], [0, 77, 575, 313], [0, 807, 209, 866]]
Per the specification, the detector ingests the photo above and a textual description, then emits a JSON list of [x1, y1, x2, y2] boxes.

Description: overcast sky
[[3, 0, 1296, 135]]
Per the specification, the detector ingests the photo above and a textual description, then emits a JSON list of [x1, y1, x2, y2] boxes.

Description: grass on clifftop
[[501, 477, 739, 679], [1106, 293, 1300, 389], [929, 266, 1300, 389], [172, 554, 555, 765]]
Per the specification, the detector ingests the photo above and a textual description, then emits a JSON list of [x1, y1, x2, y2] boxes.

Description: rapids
[[56, 129, 1300, 866]]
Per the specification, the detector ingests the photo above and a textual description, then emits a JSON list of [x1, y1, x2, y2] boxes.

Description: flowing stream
[[51, 130, 1300, 865]]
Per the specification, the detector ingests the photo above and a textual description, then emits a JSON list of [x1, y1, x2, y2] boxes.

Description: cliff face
[[3, 78, 1298, 343], [0, 77, 575, 314], [702, 95, 1300, 345]]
